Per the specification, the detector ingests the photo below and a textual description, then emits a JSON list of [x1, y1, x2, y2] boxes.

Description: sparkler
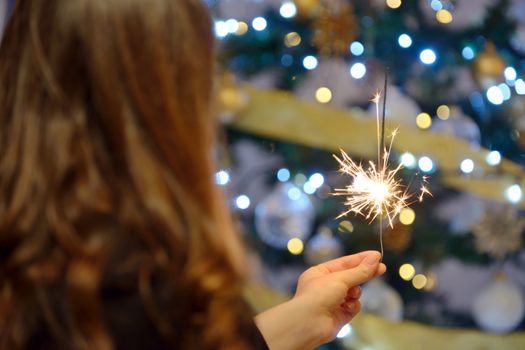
[[333, 74, 430, 258]]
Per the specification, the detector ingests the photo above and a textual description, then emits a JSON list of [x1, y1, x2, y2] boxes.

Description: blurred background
[[208, 0, 525, 349], [2, 0, 525, 349]]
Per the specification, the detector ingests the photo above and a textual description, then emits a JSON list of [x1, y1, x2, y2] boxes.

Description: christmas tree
[[212, 0, 525, 348]]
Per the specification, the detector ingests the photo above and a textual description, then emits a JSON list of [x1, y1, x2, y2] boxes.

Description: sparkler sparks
[[333, 77, 430, 257]]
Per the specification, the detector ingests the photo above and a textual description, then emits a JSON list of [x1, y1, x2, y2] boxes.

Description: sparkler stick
[[333, 72, 430, 259]]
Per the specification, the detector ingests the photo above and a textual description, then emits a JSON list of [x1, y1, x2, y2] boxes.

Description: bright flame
[[333, 91, 430, 228]]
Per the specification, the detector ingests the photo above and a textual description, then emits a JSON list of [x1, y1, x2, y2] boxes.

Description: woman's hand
[[254, 251, 386, 350]]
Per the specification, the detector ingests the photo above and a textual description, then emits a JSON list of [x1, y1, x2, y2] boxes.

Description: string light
[[399, 152, 417, 169], [418, 156, 434, 173], [505, 184, 522, 203], [287, 186, 302, 200], [277, 168, 291, 182], [498, 83, 511, 101], [486, 151, 501, 166], [215, 170, 230, 185], [235, 195, 250, 209], [386, 0, 402, 9], [303, 56, 318, 70], [214, 20, 229, 38], [235, 21, 248, 35], [416, 112, 432, 129], [436, 105, 450, 120], [350, 41, 364, 56], [505, 67, 517, 81], [430, 0, 443, 11], [226, 19, 239, 33], [436, 9, 453, 24], [398, 34, 412, 48], [399, 263, 415, 280], [252, 17, 267, 31], [309, 173, 325, 188], [284, 32, 301, 47], [412, 274, 427, 289], [515, 79, 525, 95], [419, 49, 437, 65], [287, 238, 304, 255], [350, 62, 366, 79], [279, 1, 297, 19], [399, 208, 416, 225], [303, 182, 316, 194], [462, 46, 475, 60], [315, 87, 332, 103], [486, 86, 504, 105], [460, 159, 474, 174]]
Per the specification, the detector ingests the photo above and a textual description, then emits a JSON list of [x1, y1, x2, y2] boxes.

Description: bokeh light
[[416, 112, 432, 129], [419, 49, 437, 65], [436, 105, 450, 120], [398, 33, 412, 48], [399, 263, 416, 281], [287, 238, 304, 255], [350, 62, 367, 79], [315, 87, 332, 103], [412, 274, 428, 289], [399, 208, 416, 225]]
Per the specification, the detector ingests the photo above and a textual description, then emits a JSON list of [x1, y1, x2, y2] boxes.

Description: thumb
[[333, 251, 381, 287]]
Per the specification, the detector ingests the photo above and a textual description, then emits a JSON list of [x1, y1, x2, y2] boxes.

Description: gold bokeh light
[[399, 207, 416, 225], [287, 238, 304, 255], [284, 32, 302, 47], [399, 263, 415, 281], [436, 105, 450, 120], [315, 87, 333, 103], [386, 0, 402, 9], [416, 112, 432, 129], [436, 9, 453, 24], [236, 21, 248, 35], [412, 274, 428, 289]]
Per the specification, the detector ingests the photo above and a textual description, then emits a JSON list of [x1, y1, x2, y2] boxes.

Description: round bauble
[[255, 182, 315, 249], [472, 276, 525, 333], [304, 226, 343, 265], [361, 279, 404, 322], [473, 42, 505, 89]]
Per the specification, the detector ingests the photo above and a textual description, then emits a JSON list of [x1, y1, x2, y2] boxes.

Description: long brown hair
[[0, 0, 250, 348]]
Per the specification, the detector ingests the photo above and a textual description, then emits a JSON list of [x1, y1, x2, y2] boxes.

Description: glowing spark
[[333, 90, 430, 229]]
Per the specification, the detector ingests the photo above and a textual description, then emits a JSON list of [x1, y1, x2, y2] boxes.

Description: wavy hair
[[0, 0, 250, 348]]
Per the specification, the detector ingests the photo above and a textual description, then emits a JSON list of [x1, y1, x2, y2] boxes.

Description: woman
[[0, 0, 385, 349]]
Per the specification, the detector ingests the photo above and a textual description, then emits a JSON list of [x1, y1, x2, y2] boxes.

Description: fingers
[[375, 263, 387, 277], [333, 251, 382, 288], [318, 250, 381, 273], [342, 299, 361, 316], [346, 286, 361, 300]]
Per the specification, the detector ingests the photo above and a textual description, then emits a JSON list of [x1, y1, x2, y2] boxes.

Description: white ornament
[[255, 182, 315, 249], [434, 194, 486, 234], [305, 226, 343, 265], [361, 279, 404, 322], [472, 277, 525, 333]]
